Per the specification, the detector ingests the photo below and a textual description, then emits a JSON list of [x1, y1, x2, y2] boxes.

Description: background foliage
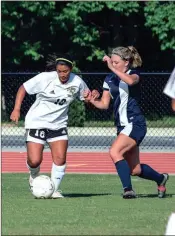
[[2, 1, 175, 72]]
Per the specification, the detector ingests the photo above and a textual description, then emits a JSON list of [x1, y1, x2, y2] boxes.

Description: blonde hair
[[111, 46, 142, 68]]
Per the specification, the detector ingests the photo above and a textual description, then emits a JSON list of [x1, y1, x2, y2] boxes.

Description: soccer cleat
[[51, 191, 64, 199], [157, 173, 169, 198], [123, 190, 136, 199]]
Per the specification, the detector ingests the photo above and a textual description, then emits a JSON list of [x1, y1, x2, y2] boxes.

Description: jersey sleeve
[[78, 79, 89, 101], [103, 75, 111, 91], [163, 68, 175, 99], [23, 72, 49, 95], [129, 69, 140, 77]]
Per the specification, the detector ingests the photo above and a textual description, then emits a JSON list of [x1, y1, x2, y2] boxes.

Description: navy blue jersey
[[103, 69, 145, 127]]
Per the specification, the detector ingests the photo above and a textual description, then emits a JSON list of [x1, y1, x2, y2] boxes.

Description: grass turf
[[2, 174, 175, 235]]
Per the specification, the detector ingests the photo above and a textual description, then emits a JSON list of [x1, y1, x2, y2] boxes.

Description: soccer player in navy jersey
[[10, 54, 98, 198], [85, 46, 169, 199]]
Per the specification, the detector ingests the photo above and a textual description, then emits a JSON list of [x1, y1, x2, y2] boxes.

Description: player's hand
[[83, 89, 92, 102], [10, 109, 20, 124], [91, 90, 100, 100], [103, 55, 111, 62], [103, 55, 113, 70]]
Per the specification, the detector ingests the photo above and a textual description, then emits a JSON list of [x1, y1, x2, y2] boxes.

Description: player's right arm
[[89, 90, 111, 109], [10, 72, 52, 124], [10, 85, 26, 124], [84, 74, 111, 109]]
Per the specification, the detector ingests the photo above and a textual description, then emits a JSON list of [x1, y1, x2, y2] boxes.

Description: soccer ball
[[31, 175, 55, 199]]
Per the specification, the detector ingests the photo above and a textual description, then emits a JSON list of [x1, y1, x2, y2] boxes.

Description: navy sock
[[139, 164, 164, 185], [115, 159, 132, 191]]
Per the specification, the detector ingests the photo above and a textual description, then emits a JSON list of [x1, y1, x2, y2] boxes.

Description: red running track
[[2, 152, 175, 174]]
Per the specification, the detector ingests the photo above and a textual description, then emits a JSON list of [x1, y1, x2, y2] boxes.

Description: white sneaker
[[51, 191, 64, 199]]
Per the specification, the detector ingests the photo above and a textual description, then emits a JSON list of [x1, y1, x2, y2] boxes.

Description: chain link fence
[[2, 72, 175, 151]]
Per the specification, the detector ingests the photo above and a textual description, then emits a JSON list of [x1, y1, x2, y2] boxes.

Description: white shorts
[[26, 128, 68, 145]]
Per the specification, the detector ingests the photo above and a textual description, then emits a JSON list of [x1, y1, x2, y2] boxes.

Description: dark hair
[[46, 53, 73, 71]]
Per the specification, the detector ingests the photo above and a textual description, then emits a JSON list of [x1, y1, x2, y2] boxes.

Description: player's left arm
[[111, 69, 139, 86], [78, 79, 100, 103], [103, 56, 139, 86], [83, 89, 100, 103], [78, 80, 90, 102]]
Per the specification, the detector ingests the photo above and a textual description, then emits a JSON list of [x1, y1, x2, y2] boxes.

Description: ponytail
[[127, 46, 142, 68]]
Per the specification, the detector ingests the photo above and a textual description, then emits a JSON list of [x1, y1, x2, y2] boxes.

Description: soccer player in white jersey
[[163, 67, 175, 111], [84, 46, 169, 199], [10, 54, 97, 198], [163, 69, 175, 235]]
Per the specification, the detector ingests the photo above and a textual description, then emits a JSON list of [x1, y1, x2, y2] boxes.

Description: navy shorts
[[117, 123, 147, 146]]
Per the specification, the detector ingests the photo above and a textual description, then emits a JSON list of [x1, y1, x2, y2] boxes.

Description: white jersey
[[163, 68, 175, 99], [23, 71, 88, 130]]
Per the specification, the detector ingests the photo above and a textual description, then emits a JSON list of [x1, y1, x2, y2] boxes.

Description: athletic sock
[[51, 163, 66, 192], [115, 159, 132, 191], [26, 161, 40, 178], [138, 164, 164, 185]]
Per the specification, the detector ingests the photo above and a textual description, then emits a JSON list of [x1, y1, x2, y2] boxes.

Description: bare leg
[[26, 142, 44, 184], [125, 146, 141, 176]]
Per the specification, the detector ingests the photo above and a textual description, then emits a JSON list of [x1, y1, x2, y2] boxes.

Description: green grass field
[[2, 174, 175, 235]]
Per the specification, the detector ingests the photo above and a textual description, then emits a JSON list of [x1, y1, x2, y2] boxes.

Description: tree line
[[2, 1, 175, 72]]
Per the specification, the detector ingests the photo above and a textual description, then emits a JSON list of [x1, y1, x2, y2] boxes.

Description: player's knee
[[109, 147, 121, 162], [27, 159, 41, 168], [131, 167, 141, 176], [52, 155, 66, 166]]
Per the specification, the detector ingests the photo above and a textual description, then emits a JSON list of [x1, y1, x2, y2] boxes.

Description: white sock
[[26, 161, 40, 178], [51, 163, 66, 192]]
